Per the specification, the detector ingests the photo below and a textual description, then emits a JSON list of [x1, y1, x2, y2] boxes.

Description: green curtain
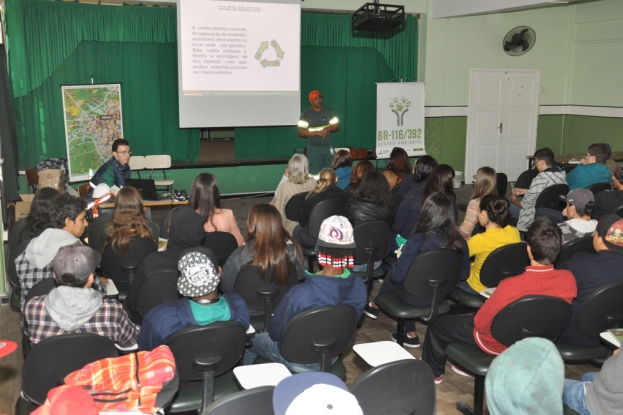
[[13, 41, 199, 167]]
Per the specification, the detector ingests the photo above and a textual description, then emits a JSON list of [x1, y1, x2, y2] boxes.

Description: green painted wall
[[562, 115, 623, 154], [536, 115, 564, 154]]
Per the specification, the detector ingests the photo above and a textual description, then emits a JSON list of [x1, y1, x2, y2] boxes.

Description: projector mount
[[352, 0, 405, 32]]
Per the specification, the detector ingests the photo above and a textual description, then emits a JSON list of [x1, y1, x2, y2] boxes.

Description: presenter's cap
[[309, 90, 323, 100]]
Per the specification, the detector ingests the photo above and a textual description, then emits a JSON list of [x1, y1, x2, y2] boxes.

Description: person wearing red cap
[[298, 90, 339, 174]]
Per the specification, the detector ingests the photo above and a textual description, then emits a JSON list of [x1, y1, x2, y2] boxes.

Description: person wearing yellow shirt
[[462, 194, 521, 293]]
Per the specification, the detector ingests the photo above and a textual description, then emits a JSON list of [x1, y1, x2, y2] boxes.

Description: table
[[99, 199, 188, 209]]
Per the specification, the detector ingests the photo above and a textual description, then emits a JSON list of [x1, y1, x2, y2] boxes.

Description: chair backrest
[[576, 281, 623, 337], [165, 322, 246, 381], [160, 208, 176, 239], [353, 221, 391, 268], [78, 184, 90, 199], [203, 232, 239, 266], [284, 192, 307, 223], [25, 277, 56, 304], [403, 249, 464, 299], [613, 204, 623, 218], [496, 172, 508, 197], [203, 385, 275, 415], [555, 235, 595, 268], [8, 239, 30, 289], [490, 296, 572, 347], [25, 167, 39, 193], [280, 305, 359, 364], [129, 155, 146, 171], [480, 242, 530, 288], [145, 155, 172, 169], [136, 269, 181, 317], [21, 333, 118, 405], [350, 359, 435, 415], [234, 263, 297, 313], [586, 182, 612, 195], [307, 198, 349, 238], [8, 218, 27, 254], [534, 184, 569, 211], [88, 211, 113, 253]]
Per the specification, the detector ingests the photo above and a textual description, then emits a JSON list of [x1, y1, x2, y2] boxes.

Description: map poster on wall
[[376, 82, 426, 159], [61, 83, 124, 182]]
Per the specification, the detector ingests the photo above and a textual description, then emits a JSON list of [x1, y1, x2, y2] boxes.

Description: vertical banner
[[376, 82, 425, 159], [61, 84, 124, 182]]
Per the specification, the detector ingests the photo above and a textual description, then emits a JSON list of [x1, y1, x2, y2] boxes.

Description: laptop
[[125, 178, 159, 201]]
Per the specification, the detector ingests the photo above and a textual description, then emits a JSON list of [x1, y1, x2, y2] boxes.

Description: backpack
[[64, 345, 178, 413]]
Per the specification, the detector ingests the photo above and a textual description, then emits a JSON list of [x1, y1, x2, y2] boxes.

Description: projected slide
[[177, 0, 301, 128]]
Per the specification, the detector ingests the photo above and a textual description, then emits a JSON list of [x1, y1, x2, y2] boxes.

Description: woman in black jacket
[[348, 171, 394, 227]]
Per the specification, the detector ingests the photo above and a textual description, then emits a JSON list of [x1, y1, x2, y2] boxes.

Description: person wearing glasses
[[87, 139, 132, 202]]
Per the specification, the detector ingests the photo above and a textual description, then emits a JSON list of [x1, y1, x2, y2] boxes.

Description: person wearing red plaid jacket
[[24, 243, 139, 348]]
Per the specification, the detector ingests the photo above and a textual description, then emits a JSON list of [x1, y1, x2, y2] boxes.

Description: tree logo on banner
[[255, 40, 285, 68], [389, 96, 411, 126]]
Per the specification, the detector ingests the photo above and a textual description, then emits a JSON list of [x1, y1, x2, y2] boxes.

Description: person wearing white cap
[[24, 243, 139, 347], [243, 215, 366, 372]]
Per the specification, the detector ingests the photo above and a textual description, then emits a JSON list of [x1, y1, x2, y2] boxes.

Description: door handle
[[498, 123, 503, 133]]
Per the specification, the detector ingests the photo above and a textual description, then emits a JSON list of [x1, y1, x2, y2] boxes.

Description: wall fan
[[503, 26, 536, 56]]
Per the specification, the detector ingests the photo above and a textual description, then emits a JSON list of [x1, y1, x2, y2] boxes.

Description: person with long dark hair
[[348, 171, 394, 227], [332, 149, 353, 190], [398, 155, 438, 198], [364, 193, 470, 347], [461, 194, 520, 294], [458, 167, 497, 239], [220, 204, 305, 295], [18, 187, 61, 244], [382, 147, 411, 190], [344, 160, 375, 197], [101, 187, 158, 286], [189, 172, 244, 246]]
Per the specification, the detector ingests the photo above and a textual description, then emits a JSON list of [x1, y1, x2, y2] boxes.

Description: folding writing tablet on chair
[[125, 178, 159, 201]]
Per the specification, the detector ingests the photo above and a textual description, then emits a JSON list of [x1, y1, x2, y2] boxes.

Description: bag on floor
[[64, 345, 178, 414]]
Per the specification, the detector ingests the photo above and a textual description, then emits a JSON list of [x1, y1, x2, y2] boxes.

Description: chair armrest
[[194, 355, 222, 372]]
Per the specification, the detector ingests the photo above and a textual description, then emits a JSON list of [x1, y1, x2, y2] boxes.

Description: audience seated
[[462, 194, 521, 294], [271, 154, 317, 234], [189, 172, 244, 246], [422, 217, 577, 383], [138, 248, 250, 350], [18, 187, 61, 244], [292, 168, 347, 247], [344, 160, 375, 197], [348, 171, 395, 227], [220, 204, 305, 294], [563, 347, 622, 415], [24, 243, 139, 347], [382, 147, 411, 190], [566, 143, 611, 190], [332, 149, 352, 190], [592, 166, 623, 220], [510, 147, 567, 232], [557, 189, 597, 244], [486, 338, 565, 415], [364, 193, 470, 347], [601, 142, 617, 175], [243, 216, 366, 371], [557, 215, 623, 346], [393, 164, 457, 250], [16, 194, 106, 316], [101, 186, 157, 283], [397, 154, 438, 199], [124, 206, 205, 323], [458, 167, 497, 240]]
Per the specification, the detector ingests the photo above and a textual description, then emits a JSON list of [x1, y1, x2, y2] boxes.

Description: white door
[[465, 69, 540, 183]]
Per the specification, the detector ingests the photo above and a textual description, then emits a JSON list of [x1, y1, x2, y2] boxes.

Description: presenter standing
[[298, 90, 339, 174]]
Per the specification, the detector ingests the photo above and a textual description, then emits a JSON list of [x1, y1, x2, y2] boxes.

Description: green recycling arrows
[[255, 39, 284, 68]]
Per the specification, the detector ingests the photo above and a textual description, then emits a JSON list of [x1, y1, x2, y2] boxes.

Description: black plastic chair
[[375, 249, 464, 347], [445, 296, 572, 415], [555, 235, 595, 268], [556, 281, 623, 363], [350, 359, 435, 415], [87, 211, 113, 253], [450, 242, 529, 309], [496, 173, 508, 197], [165, 322, 247, 414], [15, 333, 119, 415], [534, 183, 569, 212], [515, 169, 539, 190], [8, 218, 27, 254], [253, 305, 359, 379], [7, 239, 29, 310], [136, 268, 182, 319], [160, 208, 176, 239], [587, 182, 612, 195], [284, 192, 307, 223], [613, 204, 623, 217], [22, 277, 58, 357], [352, 221, 391, 287], [233, 262, 298, 332], [300, 198, 349, 271], [203, 385, 274, 415], [203, 232, 239, 266]]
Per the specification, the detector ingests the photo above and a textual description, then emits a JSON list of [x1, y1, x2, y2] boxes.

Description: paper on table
[[600, 329, 623, 348], [480, 287, 496, 299], [106, 279, 119, 297]]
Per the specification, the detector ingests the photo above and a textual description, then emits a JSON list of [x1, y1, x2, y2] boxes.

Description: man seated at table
[[566, 143, 611, 191], [422, 217, 577, 384], [87, 138, 131, 201], [138, 247, 250, 350]]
